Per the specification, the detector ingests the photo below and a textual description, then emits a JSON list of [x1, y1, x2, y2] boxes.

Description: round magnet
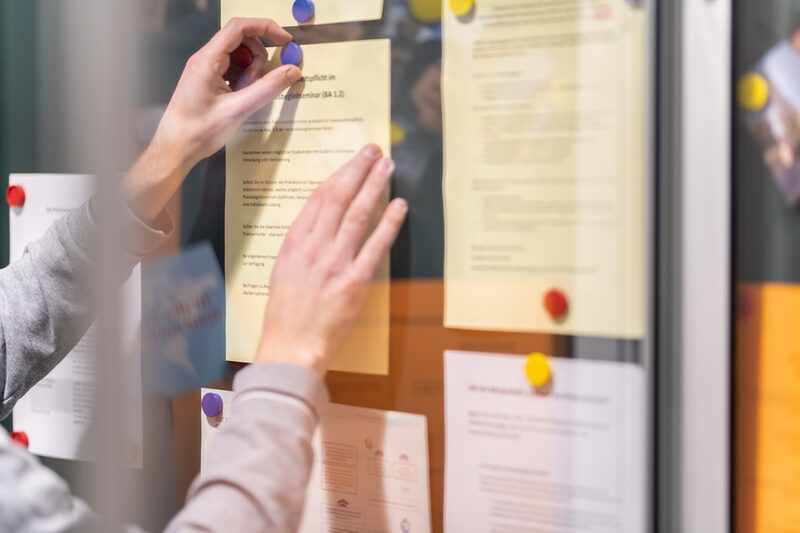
[[281, 42, 303, 66], [10, 431, 29, 449], [202, 392, 224, 417], [292, 0, 315, 23], [449, 0, 474, 16], [230, 44, 254, 69], [525, 352, 551, 388], [391, 121, 407, 146], [543, 288, 569, 320], [6, 185, 25, 207], [737, 72, 769, 112], [409, 0, 442, 23]]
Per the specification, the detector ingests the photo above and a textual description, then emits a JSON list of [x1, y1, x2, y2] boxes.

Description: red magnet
[[544, 288, 569, 320], [6, 185, 25, 207], [10, 431, 29, 449], [230, 45, 254, 69]]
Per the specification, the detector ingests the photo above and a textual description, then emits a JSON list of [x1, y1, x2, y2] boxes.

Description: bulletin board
[[3, 1, 653, 532], [164, 2, 652, 531]]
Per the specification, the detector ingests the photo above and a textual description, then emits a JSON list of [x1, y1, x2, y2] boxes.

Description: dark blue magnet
[[292, 0, 315, 23], [281, 42, 304, 66]]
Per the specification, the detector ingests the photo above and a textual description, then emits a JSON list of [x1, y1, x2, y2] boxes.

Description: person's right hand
[[254, 145, 407, 376], [123, 18, 302, 224]]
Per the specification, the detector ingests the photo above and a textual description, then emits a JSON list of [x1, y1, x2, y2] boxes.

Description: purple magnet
[[201, 392, 223, 417], [292, 0, 315, 23], [281, 42, 303, 66]]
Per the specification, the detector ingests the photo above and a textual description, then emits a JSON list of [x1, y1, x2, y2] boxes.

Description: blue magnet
[[201, 392, 223, 417], [281, 42, 303, 66], [292, 0, 315, 23]]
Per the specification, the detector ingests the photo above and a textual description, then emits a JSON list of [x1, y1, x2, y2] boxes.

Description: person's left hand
[[124, 18, 302, 223]]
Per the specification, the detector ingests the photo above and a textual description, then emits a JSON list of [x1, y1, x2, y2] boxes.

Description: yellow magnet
[[525, 352, 551, 388], [449, 0, 474, 16], [737, 73, 769, 112], [409, 0, 442, 23], [391, 121, 407, 146]]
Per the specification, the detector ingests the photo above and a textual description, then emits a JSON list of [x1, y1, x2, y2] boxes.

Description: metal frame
[[679, 0, 732, 531], [656, 0, 732, 531]]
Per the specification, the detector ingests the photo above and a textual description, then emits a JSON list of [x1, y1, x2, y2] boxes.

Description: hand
[[411, 64, 442, 136], [254, 145, 408, 376], [123, 18, 302, 223]]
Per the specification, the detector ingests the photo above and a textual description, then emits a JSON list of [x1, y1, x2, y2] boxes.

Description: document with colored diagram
[[201, 389, 432, 533], [224, 39, 391, 374], [442, 0, 647, 338]]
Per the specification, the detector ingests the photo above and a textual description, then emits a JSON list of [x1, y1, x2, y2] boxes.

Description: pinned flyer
[[444, 351, 646, 532], [200, 389, 432, 532], [442, 0, 647, 338], [224, 39, 392, 375], [141, 242, 229, 397], [221, 0, 383, 27], [9, 174, 143, 467]]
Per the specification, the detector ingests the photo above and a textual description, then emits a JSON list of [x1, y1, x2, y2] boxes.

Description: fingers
[[335, 157, 394, 257], [227, 65, 302, 119], [226, 37, 270, 91], [353, 199, 408, 277], [241, 37, 268, 82], [212, 17, 293, 53], [310, 145, 383, 240], [284, 180, 327, 238], [207, 18, 292, 74]]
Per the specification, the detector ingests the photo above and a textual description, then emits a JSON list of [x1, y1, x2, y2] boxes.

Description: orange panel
[[736, 283, 800, 532]]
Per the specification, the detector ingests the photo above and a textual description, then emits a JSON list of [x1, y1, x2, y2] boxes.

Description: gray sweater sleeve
[[0, 199, 171, 533], [0, 200, 171, 420], [165, 363, 329, 533], [0, 429, 100, 533]]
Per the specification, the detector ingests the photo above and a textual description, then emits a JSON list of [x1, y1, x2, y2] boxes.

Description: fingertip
[[283, 65, 303, 84], [277, 27, 294, 43], [392, 198, 408, 215], [361, 144, 382, 161], [376, 157, 395, 175]]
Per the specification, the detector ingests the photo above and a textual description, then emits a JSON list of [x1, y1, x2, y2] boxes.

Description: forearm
[[165, 364, 328, 533], [0, 199, 171, 419], [122, 134, 192, 226]]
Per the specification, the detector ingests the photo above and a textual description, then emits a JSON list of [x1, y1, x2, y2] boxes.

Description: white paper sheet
[[9, 174, 143, 466], [444, 351, 645, 533], [201, 388, 432, 532]]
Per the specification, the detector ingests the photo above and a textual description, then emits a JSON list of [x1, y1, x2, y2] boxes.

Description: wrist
[[147, 122, 197, 178], [122, 135, 190, 225], [254, 337, 329, 377]]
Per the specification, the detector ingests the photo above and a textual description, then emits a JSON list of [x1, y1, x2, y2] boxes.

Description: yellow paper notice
[[736, 283, 800, 532], [221, 0, 384, 27], [225, 39, 391, 374], [442, 1, 646, 338]]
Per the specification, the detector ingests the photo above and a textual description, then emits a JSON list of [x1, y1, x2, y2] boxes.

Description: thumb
[[229, 65, 302, 118]]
